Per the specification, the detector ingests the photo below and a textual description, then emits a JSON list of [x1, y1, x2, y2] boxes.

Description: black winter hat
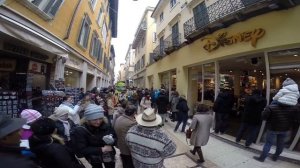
[[31, 118, 56, 136]]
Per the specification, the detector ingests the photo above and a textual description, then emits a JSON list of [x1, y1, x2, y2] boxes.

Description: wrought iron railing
[[164, 33, 181, 49], [184, 0, 271, 38], [153, 44, 166, 57]]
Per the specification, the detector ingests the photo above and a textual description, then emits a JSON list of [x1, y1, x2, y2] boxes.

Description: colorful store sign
[[201, 28, 265, 52]]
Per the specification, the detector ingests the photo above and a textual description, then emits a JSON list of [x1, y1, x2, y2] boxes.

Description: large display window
[[64, 68, 80, 88]]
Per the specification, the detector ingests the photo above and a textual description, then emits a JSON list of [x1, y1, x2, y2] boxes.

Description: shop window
[[188, 67, 203, 112], [141, 55, 145, 68], [78, 14, 91, 49], [159, 12, 164, 23], [23, 0, 64, 19], [193, 2, 209, 29]]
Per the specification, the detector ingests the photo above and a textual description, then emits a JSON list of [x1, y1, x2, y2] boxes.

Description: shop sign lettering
[[3, 43, 29, 55], [0, 59, 16, 71], [201, 28, 265, 52]]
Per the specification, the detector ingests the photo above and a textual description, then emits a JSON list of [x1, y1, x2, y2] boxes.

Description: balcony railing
[[184, 0, 281, 39], [164, 33, 181, 54]]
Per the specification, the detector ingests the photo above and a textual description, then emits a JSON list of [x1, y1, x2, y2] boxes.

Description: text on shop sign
[[201, 28, 265, 52]]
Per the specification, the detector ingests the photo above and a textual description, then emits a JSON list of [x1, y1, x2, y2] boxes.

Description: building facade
[[131, 7, 156, 88], [124, 44, 135, 87], [0, 0, 118, 93], [148, 0, 300, 156], [118, 63, 126, 82]]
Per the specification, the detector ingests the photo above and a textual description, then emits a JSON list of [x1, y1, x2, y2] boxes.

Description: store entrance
[[218, 53, 266, 137]]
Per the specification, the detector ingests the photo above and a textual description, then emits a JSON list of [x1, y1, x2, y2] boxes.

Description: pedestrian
[[236, 89, 266, 147], [49, 106, 76, 145], [213, 88, 234, 134], [156, 89, 169, 126], [20, 109, 42, 148], [71, 104, 117, 168], [0, 115, 38, 168], [29, 118, 84, 168], [112, 101, 126, 128], [139, 92, 152, 114], [114, 105, 137, 168], [253, 101, 299, 162], [126, 108, 176, 168], [170, 91, 179, 121], [59, 95, 80, 125], [272, 78, 300, 105], [189, 104, 213, 163], [106, 93, 115, 124], [174, 95, 189, 132]]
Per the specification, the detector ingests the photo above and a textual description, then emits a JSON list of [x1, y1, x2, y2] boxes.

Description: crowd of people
[[1, 77, 300, 168]]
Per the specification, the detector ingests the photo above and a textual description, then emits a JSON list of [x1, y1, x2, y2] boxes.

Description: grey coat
[[190, 112, 213, 146]]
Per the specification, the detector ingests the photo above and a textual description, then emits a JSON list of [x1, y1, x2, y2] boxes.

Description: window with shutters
[[90, 32, 101, 60], [97, 7, 103, 26], [89, 0, 98, 11], [102, 22, 108, 45], [22, 0, 64, 20], [78, 14, 91, 49]]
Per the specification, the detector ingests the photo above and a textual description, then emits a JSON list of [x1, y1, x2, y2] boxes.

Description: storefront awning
[[0, 14, 68, 59]]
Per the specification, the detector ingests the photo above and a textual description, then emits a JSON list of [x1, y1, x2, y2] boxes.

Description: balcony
[[164, 33, 181, 55], [183, 0, 297, 41]]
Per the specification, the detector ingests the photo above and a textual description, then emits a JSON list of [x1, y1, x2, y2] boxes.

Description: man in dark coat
[[156, 89, 169, 126], [174, 95, 189, 132], [253, 102, 299, 162], [213, 88, 234, 134], [236, 89, 266, 147], [0, 115, 38, 168]]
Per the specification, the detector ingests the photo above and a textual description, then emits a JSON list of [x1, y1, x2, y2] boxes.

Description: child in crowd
[[272, 78, 299, 106]]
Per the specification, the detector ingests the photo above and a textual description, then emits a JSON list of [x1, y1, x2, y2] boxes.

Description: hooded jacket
[[273, 84, 300, 106]]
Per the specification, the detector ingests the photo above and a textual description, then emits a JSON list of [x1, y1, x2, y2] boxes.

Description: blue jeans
[[260, 131, 287, 160], [174, 112, 188, 132], [236, 123, 260, 146]]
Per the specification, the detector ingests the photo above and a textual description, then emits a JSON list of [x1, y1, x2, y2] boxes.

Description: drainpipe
[[64, 0, 82, 40]]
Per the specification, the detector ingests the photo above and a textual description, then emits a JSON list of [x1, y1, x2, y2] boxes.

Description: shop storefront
[[146, 6, 300, 154], [64, 67, 81, 88]]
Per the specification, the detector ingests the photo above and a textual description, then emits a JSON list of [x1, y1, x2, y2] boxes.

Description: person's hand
[[101, 145, 112, 153]]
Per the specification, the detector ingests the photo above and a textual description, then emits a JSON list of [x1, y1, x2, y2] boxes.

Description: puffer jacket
[[262, 104, 299, 132], [273, 84, 300, 106], [242, 93, 267, 125], [70, 121, 117, 160]]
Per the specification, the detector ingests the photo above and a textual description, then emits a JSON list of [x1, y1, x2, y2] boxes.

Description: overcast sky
[[112, 0, 159, 80]]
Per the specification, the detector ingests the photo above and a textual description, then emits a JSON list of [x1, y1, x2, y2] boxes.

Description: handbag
[[186, 128, 192, 139]]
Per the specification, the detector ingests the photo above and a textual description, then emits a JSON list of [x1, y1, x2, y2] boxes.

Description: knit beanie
[[49, 106, 69, 121], [31, 118, 56, 136], [84, 104, 104, 120], [282, 78, 296, 86], [21, 109, 42, 124]]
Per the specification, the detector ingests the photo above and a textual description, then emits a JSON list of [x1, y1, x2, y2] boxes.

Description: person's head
[[145, 92, 150, 99], [63, 95, 74, 103], [31, 118, 56, 136], [20, 109, 42, 124], [107, 92, 113, 98], [0, 115, 26, 146], [80, 88, 84, 92], [173, 91, 179, 97], [49, 106, 69, 121], [121, 101, 127, 109], [125, 105, 137, 117], [282, 78, 296, 87], [136, 108, 162, 127], [160, 89, 166, 95], [197, 104, 209, 113], [84, 104, 105, 127]]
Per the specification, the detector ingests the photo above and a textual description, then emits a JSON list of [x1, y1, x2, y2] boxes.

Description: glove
[[103, 134, 114, 145]]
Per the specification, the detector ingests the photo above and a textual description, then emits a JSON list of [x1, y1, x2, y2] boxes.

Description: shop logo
[[201, 28, 265, 52]]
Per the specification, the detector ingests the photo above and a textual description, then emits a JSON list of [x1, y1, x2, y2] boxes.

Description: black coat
[[70, 122, 117, 160], [29, 135, 83, 168], [213, 92, 234, 114], [262, 104, 299, 132], [242, 94, 267, 125], [0, 145, 38, 168], [176, 98, 189, 113], [156, 94, 169, 114]]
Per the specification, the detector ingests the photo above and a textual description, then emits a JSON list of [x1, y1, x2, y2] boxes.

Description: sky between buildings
[[112, 0, 159, 80]]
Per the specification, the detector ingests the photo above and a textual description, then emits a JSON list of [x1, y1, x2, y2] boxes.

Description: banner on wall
[[28, 61, 47, 74]]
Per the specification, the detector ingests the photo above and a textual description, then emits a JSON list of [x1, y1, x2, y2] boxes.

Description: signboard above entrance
[[201, 28, 265, 52]]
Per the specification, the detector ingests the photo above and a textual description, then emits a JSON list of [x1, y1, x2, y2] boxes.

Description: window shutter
[[43, 1, 53, 14], [84, 26, 91, 48], [32, 0, 42, 6], [49, 0, 63, 16]]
